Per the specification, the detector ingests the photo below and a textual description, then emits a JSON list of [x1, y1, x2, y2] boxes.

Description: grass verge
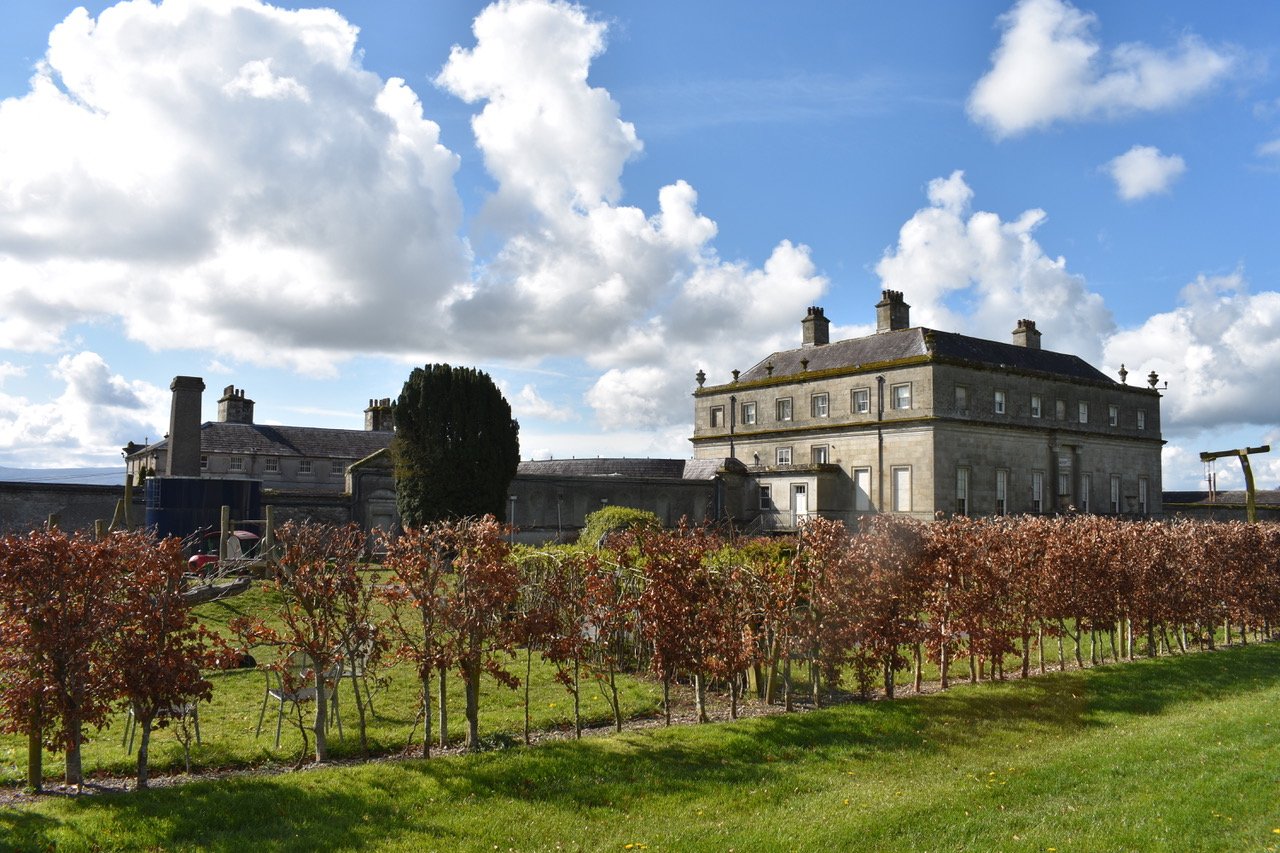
[[3, 642, 1279, 852]]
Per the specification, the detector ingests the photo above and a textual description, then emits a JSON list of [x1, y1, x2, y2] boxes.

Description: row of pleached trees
[[2, 514, 1278, 787]]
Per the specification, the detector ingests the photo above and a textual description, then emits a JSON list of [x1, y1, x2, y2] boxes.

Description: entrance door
[[792, 483, 809, 526]]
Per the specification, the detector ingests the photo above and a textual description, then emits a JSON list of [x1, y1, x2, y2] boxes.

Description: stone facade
[[691, 294, 1164, 526]]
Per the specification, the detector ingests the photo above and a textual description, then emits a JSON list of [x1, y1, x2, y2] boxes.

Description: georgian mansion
[[691, 292, 1164, 528]]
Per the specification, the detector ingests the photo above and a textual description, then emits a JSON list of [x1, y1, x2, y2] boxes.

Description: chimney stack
[[166, 376, 205, 477], [365, 398, 395, 432], [1012, 319, 1042, 349], [875, 290, 911, 333], [801, 306, 829, 347], [217, 385, 255, 424]]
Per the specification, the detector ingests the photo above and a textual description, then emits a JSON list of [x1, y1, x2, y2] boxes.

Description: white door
[[792, 484, 808, 525], [853, 468, 872, 512]]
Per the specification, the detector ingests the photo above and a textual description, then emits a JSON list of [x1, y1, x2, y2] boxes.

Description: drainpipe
[[729, 394, 737, 460], [876, 375, 885, 512]]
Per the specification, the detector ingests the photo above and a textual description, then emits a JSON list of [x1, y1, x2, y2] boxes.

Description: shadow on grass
[[4, 643, 1277, 851]]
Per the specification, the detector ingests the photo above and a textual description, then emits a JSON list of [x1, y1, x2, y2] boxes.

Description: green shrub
[[578, 506, 660, 547]]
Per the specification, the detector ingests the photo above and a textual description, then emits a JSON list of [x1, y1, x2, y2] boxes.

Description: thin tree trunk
[[694, 672, 708, 723], [65, 725, 83, 788], [1037, 623, 1045, 675], [524, 648, 532, 746], [136, 714, 154, 790], [350, 666, 369, 757], [608, 662, 622, 733], [783, 656, 793, 712], [573, 656, 582, 739], [27, 698, 42, 793], [883, 657, 895, 700], [940, 639, 950, 689], [662, 676, 671, 726], [1056, 620, 1066, 671], [730, 675, 740, 720], [313, 667, 329, 762], [421, 673, 432, 758], [914, 643, 923, 692], [1021, 634, 1030, 679]]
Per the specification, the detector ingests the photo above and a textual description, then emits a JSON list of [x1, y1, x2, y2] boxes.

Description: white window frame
[[1080, 473, 1091, 513], [995, 469, 1008, 516], [994, 389, 1006, 415], [891, 383, 912, 410], [776, 446, 792, 466], [776, 397, 793, 422], [264, 457, 280, 474], [758, 484, 772, 510], [852, 388, 870, 414], [1032, 470, 1044, 514], [229, 456, 244, 472], [1110, 475, 1122, 514], [741, 401, 757, 425], [331, 462, 344, 478], [811, 445, 829, 465], [1030, 394, 1042, 419], [891, 466, 912, 513], [199, 454, 209, 471], [299, 459, 313, 475], [1139, 477, 1149, 515], [810, 393, 829, 418], [1108, 404, 1119, 427], [1055, 399, 1066, 420], [710, 406, 725, 428], [1137, 410, 1146, 431], [1078, 401, 1089, 424], [955, 466, 970, 516]]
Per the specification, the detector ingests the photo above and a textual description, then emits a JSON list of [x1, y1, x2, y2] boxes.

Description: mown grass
[[3, 641, 1279, 852]]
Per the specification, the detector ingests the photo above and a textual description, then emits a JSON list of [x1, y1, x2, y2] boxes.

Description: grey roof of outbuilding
[[517, 458, 725, 480], [737, 328, 1114, 384], [132, 423, 394, 460], [1163, 490, 1280, 507]]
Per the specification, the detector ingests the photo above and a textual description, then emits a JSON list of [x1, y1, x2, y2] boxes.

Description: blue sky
[[1, 0, 1278, 490]]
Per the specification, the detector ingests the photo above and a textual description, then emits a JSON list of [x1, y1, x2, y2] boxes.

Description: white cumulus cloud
[[1106, 145, 1186, 200], [969, 0, 1236, 137], [875, 170, 1114, 363]]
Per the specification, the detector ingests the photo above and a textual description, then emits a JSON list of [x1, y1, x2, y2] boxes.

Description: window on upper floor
[[811, 445, 828, 465], [776, 446, 792, 466], [264, 457, 280, 474], [891, 383, 911, 410], [1137, 410, 1146, 430], [994, 389, 1006, 415], [954, 385, 968, 412], [331, 462, 344, 478], [811, 393, 829, 418], [1055, 399, 1066, 420], [852, 388, 870, 414], [1078, 402, 1089, 424], [710, 406, 725, 428], [1108, 404, 1119, 427], [229, 456, 244, 472], [776, 397, 793, 422], [1030, 394, 1042, 419], [741, 401, 756, 425], [200, 454, 209, 471], [299, 459, 313, 474]]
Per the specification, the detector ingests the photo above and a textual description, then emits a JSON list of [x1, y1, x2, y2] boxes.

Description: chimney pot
[[875, 290, 910, 333]]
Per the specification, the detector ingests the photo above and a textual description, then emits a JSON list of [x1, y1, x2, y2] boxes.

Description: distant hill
[[0, 466, 126, 486]]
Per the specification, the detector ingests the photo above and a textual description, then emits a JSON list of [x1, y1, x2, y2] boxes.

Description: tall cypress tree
[[392, 364, 521, 526]]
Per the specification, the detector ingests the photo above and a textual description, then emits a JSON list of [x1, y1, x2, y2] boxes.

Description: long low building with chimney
[[124, 381, 396, 494]]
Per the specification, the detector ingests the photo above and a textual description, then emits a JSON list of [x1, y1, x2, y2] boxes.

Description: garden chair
[[255, 650, 343, 748], [122, 702, 201, 753]]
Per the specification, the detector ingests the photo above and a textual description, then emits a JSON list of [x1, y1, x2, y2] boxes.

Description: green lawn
[[3, 641, 1279, 852]]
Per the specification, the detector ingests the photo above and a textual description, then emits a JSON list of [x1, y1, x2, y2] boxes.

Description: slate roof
[[132, 422, 393, 460], [736, 327, 1114, 385], [1163, 490, 1280, 507], [517, 458, 726, 481]]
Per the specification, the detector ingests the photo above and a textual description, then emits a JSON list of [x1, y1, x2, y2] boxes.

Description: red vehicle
[[187, 529, 261, 574]]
